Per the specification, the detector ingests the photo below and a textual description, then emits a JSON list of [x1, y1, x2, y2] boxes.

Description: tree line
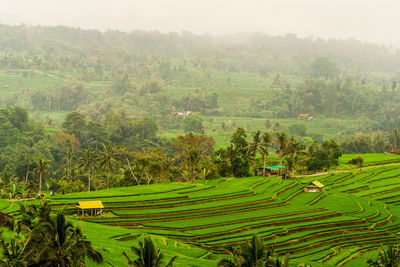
[[0, 107, 343, 198], [3, 24, 400, 133]]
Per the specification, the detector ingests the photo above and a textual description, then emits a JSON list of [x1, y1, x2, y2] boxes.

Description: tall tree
[[30, 212, 103, 266], [259, 132, 272, 176], [275, 132, 288, 165], [250, 131, 261, 172], [228, 128, 250, 178], [62, 112, 87, 144], [310, 57, 340, 79], [175, 134, 215, 182], [392, 128, 400, 149], [119, 147, 140, 186], [131, 148, 171, 185], [283, 139, 305, 179], [78, 146, 98, 191], [1, 203, 103, 267], [34, 158, 50, 194], [98, 144, 120, 189]]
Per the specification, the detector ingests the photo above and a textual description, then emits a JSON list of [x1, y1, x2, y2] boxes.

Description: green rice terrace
[[2, 154, 400, 266]]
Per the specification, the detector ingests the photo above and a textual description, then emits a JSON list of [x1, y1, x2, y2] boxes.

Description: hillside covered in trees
[[0, 24, 400, 127], [0, 24, 400, 155], [2, 22, 400, 267]]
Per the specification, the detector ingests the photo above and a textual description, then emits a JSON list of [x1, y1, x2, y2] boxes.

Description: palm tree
[[259, 132, 272, 176], [283, 139, 305, 179], [275, 132, 288, 165], [217, 235, 289, 267], [29, 211, 103, 266], [392, 129, 400, 149], [122, 236, 177, 267], [98, 144, 120, 189], [34, 158, 50, 194], [0, 235, 30, 267], [217, 246, 241, 267], [367, 244, 400, 267], [64, 140, 74, 181], [250, 131, 261, 173], [264, 250, 289, 267], [78, 146, 98, 191], [240, 234, 267, 266], [0, 165, 17, 196], [16, 201, 52, 231]]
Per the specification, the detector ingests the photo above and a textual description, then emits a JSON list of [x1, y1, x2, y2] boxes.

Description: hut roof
[[311, 181, 324, 188], [260, 166, 285, 170], [78, 201, 104, 209]]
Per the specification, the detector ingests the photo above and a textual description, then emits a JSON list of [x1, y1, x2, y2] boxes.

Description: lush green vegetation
[[2, 23, 400, 266], [0, 24, 400, 152], [0, 155, 398, 266]]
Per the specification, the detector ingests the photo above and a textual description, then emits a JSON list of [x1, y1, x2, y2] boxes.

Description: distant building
[[304, 181, 324, 193], [173, 111, 192, 117], [386, 148, 400, 155], [298, 114, 313, 120], [258, 166, 285, 177]]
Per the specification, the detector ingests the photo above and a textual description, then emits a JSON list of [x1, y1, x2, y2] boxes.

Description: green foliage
[[113, 73, 132, 94], [183, 115, 205, 134], [228, 128, 250, 177], [131, 117, 159, 140], [125, 148, 172, 185], [0, 202, 102, 266], [367, 245, 400, 267], [4, 161, 400, 266], [288, 124, 307, 137], [310, 57, 340, 79], [306, 140, 342, 171], [347, 156, 364, 168], [98, 144, 121, 189], [175, 88, 219, 113], [282, 138, 306, 178], [122, 236, 177, 267], [217, 235, 289, 267], [30, 82, 89, 111], [62, 111, 86, 142], [176, 134, 215, 182]]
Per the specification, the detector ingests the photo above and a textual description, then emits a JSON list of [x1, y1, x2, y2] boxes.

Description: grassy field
[[0, 69, 379, 149], [1, 153, 398, 266], [0, 67, 398, 265], [339, 153, 400, 166]]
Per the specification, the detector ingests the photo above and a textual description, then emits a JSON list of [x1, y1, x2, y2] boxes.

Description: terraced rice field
[[2, 158, 399, 266], [30, 164, 397, 266]]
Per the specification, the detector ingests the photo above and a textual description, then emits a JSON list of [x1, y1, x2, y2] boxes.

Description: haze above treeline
[[1, 0, 400, 46]]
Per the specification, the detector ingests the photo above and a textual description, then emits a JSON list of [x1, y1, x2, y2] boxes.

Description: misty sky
[[1, 0, 400, 45]]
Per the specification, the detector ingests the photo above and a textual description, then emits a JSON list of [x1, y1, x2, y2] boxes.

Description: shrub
[[348, 156, 364, 168]]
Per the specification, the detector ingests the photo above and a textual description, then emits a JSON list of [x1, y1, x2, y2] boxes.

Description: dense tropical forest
[[2, 23, 400, 266]]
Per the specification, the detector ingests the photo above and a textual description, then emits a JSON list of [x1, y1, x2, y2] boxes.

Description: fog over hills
[[1, 0, 400, 46]]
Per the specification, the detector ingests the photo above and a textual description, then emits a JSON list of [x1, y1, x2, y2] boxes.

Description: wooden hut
[[298, 113, 313, 120], [387, 148, 400, 155], [298, 113, 309, 120], [258, 166, 285, 177], [77, 201, 104, 216], [304, 181, 324, 192]]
